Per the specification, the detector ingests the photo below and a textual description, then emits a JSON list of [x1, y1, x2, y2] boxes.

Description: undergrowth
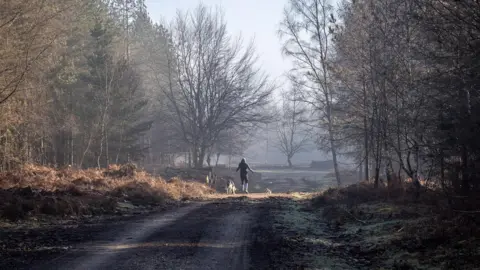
[[312, 180, 442, 207], [307, 181, 480, 269], [0, 164, 215, 221]]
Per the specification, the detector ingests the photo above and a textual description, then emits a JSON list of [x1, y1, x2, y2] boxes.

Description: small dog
[[225, 180, 237, 195]]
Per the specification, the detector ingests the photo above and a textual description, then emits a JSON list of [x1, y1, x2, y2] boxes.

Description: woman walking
[[236, 158, 254, 193]]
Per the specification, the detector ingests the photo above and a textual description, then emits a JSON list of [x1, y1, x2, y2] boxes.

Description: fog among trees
[[2, 0, 480, 196]]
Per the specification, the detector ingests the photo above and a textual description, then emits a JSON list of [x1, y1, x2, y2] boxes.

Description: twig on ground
[[342, 208, 367, 224]]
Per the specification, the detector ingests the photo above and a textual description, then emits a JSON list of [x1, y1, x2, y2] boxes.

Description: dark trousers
[[241, 174, 249, 184]]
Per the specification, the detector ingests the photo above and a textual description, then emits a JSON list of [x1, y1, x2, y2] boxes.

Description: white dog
[[225, 180, 237, 195]]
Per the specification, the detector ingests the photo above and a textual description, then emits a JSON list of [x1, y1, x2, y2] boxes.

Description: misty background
[[145, 0, 340, 166]]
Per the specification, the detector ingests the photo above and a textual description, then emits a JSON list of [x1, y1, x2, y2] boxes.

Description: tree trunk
[[215, 153, 220, 166], [287, 157, 292, 168], [198, 147, 206, 168], [362, 78, 369, 182], [3, 131, 8, 170], [385, 159, 394, 187], [70, 130, 74, 166], [206, 152, 211, 167], [374, 150, 381, 188], [80, 130, 94, 169], [115, 136, 123, 164], [331, 144, 341, 187], [364, 116, 369, 181], [97, 128, 104, 169], [192, 145, 206, 168], [359, 160, 363, 182], [192, 145, 199, 168], [105, 128, 109, 168], [52, 136, 57, 169], [40, 135, 45, 166], [326, 92, 341, 186], [327, 117, 341, 186]]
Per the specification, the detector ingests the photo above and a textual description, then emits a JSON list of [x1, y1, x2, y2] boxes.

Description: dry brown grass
[[0, 164, 215, 221]]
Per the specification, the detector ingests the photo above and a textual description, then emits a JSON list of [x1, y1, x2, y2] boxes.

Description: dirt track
[[2, 197, 285, 270]]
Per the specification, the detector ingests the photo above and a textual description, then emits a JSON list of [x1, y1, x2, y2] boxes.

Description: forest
[[1, 0, 480, 269], [1, 0, 480, 202]]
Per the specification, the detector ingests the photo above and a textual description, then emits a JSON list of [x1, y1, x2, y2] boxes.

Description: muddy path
[[3, 193, 464, 270], [2, 197, 286, 270]]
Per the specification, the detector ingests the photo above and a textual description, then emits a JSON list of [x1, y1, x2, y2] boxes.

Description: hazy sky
[[145, 0, 291, 87]]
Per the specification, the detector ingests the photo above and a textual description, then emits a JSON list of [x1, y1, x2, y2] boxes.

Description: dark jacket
[[236, 160, 252, 176]]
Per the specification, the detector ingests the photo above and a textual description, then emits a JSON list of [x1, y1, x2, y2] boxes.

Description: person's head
[[240, 158, 246, 163]]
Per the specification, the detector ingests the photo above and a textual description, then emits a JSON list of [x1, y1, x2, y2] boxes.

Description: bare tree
[[205, 128, 248, 167], [279, 0, 341, 185], [275, 87, 310, 167], [162, 4, 274, 168]]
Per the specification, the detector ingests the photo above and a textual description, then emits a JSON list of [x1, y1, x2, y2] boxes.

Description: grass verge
[[252, 182, 480, 270]]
